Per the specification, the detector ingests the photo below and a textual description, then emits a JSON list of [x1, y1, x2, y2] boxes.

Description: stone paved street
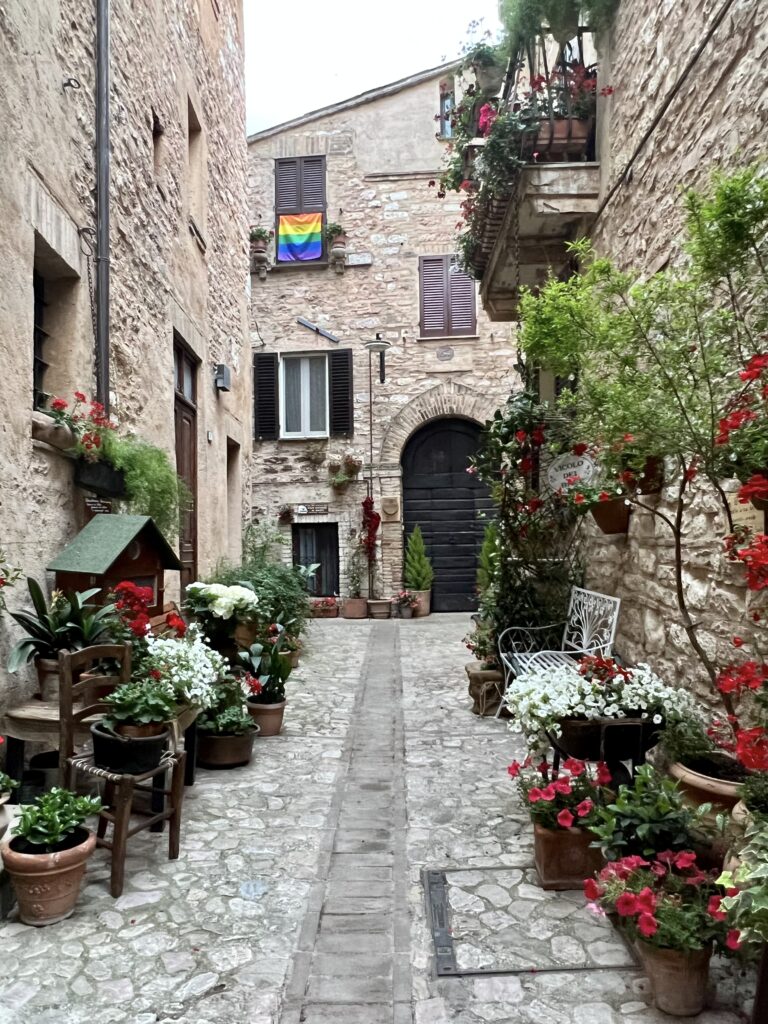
[[0, 615, 754, 1023]]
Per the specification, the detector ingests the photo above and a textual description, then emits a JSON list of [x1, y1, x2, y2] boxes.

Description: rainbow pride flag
[[277, 213, 323, 262]]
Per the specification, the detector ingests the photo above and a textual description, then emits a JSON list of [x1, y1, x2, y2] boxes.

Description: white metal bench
[[495, 587, 621, 718]]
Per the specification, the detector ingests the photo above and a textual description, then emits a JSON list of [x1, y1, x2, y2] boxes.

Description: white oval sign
[[546, 453, 597, 492]]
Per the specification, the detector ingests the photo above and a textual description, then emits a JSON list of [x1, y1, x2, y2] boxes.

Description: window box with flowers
[[311, 596, 339, 618], [509, 755, 608, 889]]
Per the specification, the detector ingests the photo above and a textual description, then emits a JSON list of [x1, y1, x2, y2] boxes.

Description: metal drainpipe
[[95, 0, 110, 413]]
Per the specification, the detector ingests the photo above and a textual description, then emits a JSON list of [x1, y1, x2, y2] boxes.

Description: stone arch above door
[[378, 381, 492, 465]]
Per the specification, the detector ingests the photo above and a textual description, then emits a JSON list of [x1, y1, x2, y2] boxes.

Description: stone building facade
[[247, 67, 520, 608], [583, 0, 768, 686], [0, 0, 249, 710], [474, 0, 767, 688]]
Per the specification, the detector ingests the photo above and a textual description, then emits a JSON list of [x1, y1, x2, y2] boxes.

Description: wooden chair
[[65, 750, 186, 898], [58, 646, 186, 897]]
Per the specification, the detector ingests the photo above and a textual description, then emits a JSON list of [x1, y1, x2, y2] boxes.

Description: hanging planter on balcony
[[535, 116, 593, 159]]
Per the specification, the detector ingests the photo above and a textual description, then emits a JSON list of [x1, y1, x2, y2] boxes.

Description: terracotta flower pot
[[399, 605, 414, 619], [367, 599, 392, 620], [2, 827, 96, 926], [35, 656, 62, 701], [533, 822, 603, 891], [636, 942, 711, 1016], [196, 730, 257, 769], [411, 590, 431, 617], [590, 498, 630, 534], [668, 760, 743, 822], [342, 598, 368, 619], [286, 648, 300, 669], [535, 117, 592, 158], [246, 699, 286, 737], [250, 238, 268, 253], [115, 722, 166, 738], [312, 605, 339, 618], [465, 662, 506, 717]]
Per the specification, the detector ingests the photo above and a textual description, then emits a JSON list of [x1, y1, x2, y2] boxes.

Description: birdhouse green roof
[[47, 515, 182, 574]]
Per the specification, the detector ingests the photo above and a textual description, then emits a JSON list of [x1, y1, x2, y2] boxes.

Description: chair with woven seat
[[59, 646, 187, 897], [495, 587, 621, 718]]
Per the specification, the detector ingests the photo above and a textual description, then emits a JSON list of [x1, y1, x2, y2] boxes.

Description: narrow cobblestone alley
[[0, 616, 750, 1023]]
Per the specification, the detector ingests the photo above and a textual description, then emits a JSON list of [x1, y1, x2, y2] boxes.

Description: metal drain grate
[[422, 866, 638, 979]]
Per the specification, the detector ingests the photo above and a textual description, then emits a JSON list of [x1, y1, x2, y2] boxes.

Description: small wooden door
[[402, 419, 493, 612], [292, 524, 339, 596], [174, 342, 198, 591]]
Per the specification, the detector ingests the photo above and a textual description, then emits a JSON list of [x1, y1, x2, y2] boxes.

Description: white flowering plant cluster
[[144, 624, 227, 709], [504, 655, 704, 752], [186, 582, 259, 623]]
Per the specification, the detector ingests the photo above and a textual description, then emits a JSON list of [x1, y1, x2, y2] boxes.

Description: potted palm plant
[[8, 579, 118, 700], [91, 678, 176, 775], [1, 788, 102, 926], [238, 623, 293, 736]]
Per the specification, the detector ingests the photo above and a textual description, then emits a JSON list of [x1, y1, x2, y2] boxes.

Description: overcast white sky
[[244, 0, 502, 135]]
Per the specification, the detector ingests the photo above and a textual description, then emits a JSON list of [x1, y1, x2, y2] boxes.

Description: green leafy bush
[[403, 526, 434, 591], [12, 789, 102, 850], [102, 679, 177, 731], [106, 435, 191, 542]]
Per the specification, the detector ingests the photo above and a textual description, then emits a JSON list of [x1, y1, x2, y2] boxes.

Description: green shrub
[[207, 559, 310, 635], [105, 434, 190, 542], [404, 526, 434, 591]]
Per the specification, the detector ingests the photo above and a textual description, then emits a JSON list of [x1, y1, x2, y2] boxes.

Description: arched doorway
[[402, 418, 493, 612]]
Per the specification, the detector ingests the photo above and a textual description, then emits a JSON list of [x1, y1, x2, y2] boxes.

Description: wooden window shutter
[[301, 156, 326, 211], [448, 260, 477, 335], [275, 159, 300, 213], [419, 256, 448, 338], [253, 352, 279, 440], [328, 349, 354, 437]]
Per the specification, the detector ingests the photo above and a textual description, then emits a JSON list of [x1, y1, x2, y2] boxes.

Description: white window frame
[[279, 354, 329, 439]]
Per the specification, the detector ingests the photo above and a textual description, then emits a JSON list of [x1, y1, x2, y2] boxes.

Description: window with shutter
[[275, 156, 326, 264], [253, 352, 279, 440], [329, 349, 354, 437], [419, 255, 477, 338]]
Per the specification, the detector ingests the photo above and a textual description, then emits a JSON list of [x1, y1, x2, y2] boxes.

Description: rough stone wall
[[584, 0, 768, 689], [248, 73, 520, 597], [0, 0, 249, 711]]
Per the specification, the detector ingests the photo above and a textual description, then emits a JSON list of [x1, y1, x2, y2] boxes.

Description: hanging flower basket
[[590, 497, 630, 534], [73, 458, 126, 498]]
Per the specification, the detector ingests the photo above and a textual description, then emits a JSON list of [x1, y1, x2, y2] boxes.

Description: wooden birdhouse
[[47, 515, 181, 615]]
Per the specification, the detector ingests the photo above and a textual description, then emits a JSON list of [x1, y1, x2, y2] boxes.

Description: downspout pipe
[[95, 0, 110, 412]]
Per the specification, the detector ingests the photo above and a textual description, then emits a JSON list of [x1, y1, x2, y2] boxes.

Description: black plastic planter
[[74, 459, 127, 498], [91, 722, 169, 775]]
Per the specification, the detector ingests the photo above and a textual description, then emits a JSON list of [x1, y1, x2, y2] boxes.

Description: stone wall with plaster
[[247, 69, 520, 597], [0, 0, 249, 711], [583, 0, 768, 689]]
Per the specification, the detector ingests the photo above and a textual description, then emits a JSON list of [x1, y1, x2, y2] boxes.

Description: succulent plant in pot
[[1, 788, 102, 926]]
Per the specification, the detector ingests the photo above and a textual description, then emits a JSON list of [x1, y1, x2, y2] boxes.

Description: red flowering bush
[[361, 497, 381, 566], [585, 851, 741, 953], [509, 755, 611, 831]]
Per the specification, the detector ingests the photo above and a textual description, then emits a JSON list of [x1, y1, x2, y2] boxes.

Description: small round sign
[[546, 453, 597, 492]]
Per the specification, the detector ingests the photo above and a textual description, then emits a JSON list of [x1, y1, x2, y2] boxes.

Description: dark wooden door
[[402, 419, 493, 612], [174, 343, 198, 591], [292, 524, 339, 596]]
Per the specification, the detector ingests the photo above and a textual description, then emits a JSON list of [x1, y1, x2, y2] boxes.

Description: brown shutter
[[301, 156, 326, 211], [253, 352, 279, 440], [275, 159, 300, 213], [419, 256, 448, 338], [329, 348, 354, 437], [448, 260, 477, 335]]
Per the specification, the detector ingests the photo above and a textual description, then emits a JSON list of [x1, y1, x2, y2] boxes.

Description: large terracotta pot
[[555, 716, 661, 762], [1, 827, 96, 926], [196, 730, 257, 769], [669, 760, 743, 821], [590, 498, 630, 534], [533, 823, 603, 891], [412, 590, 431, 617], [341, 598, 368, 619], [35, 656, 61, 701], [312, 605, 339, 618], [636, 942, 711, 1016], [250, 238, 268, 253], [465, 662, 506, 717], [367, 600, 391, 620], [286, 648, 301, 669], [246, 699, 286, 737]]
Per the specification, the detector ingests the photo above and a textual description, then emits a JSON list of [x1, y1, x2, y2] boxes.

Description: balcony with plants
[[434, 1, 617, 319]]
